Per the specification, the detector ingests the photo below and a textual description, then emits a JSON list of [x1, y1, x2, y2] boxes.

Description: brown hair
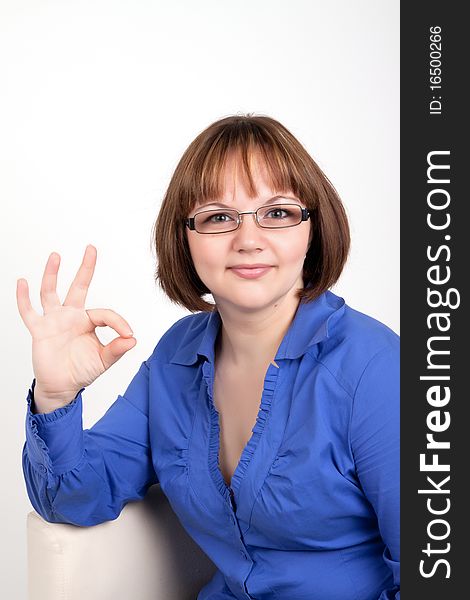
[[151, 114, 350, 312]]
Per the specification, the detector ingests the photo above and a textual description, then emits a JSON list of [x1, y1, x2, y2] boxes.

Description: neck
[[214, 286, 303, 370]]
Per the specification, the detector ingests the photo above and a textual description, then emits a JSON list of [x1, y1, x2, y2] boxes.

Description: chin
[[213, 283, 294, 312]]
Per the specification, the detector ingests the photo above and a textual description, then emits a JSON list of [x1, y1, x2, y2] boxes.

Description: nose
[[231, 212, 267, 252]]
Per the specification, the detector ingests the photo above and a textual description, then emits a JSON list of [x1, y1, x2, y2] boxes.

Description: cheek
[[277, 232, 310, 263], [187, 236, 227, 270]]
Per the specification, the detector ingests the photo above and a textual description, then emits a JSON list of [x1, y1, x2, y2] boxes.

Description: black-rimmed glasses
[[185, 203, 311, 234]]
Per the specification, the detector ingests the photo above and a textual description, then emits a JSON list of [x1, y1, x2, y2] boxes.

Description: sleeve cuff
[[25, 378, 85, 476]]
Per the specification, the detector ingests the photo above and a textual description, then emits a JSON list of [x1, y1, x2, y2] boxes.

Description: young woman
[[18, 115, 399, 600]]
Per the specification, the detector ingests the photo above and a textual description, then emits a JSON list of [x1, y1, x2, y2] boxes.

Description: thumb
[[100, 336, 137, 370]]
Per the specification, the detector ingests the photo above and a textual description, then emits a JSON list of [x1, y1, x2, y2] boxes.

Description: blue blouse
[[22, 290, 400, 600]]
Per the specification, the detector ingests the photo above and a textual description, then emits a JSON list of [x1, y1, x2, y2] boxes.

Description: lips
[[229, 264, 272, 269], [228, 265, 273, 279]]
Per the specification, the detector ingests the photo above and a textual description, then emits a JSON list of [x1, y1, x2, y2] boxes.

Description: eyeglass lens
[[194, 204, 303, 233]]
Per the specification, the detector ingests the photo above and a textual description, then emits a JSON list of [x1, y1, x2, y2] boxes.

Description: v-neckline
[[214, 359, 281, 489], [202, 359, 281, 505]]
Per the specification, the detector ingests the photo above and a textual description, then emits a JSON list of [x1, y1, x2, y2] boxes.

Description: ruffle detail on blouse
[[203, 360, 280, 502], [26, 381, 54, 475], [208, 397, 233, 503], [230, 362, 279, 495], [202, 361, 232, 504], [25, 379, 84, 475]]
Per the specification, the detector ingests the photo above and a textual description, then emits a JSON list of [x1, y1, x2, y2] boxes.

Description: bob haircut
[[152, 114, 350, 313]]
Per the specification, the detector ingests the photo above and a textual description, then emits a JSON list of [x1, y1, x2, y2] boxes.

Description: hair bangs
[[191, 124, 301, 210]]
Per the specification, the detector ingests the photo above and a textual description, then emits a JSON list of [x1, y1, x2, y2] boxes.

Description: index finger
[[63, 245, 97, 308]]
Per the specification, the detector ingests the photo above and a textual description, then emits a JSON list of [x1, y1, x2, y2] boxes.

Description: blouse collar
[[169, 290, 345, 366]]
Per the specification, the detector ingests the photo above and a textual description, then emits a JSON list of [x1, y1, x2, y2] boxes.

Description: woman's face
[[186, 152, 312, 313]]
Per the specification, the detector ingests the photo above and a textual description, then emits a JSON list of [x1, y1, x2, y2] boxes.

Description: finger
[[40, 252, 62, 313], [85, 308, 134, 338], [63, 245, 97, 308], [100, 336, 137, 370], [16, 278, 40, 333]]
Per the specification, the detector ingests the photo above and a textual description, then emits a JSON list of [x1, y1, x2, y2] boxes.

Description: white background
[[0, 1, 399, 596]]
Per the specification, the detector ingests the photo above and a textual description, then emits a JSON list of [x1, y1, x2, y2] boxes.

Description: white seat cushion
[[27, 484, 216, 600]]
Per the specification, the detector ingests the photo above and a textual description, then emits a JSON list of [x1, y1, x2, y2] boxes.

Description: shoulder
[[337, 299, 399, 352], [312, 293, 399, 398]]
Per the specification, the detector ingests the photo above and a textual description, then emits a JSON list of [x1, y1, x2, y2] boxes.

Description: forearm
[[23, 363, 158, 526]]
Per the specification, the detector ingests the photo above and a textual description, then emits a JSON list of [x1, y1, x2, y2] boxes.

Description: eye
[[203, 212, 236, 225], [204, 212, 236, 223], [265, 207, 291, 219]]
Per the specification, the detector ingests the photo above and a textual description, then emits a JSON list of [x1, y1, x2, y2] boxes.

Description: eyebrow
[[195, 195, 302, 210]]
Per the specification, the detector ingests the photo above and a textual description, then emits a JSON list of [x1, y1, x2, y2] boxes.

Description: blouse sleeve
[[22, 359, 158, 527], [350, 342, 400, 600]]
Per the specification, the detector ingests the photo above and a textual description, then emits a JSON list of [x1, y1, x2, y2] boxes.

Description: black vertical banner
[[401, 2, 467, 597]]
